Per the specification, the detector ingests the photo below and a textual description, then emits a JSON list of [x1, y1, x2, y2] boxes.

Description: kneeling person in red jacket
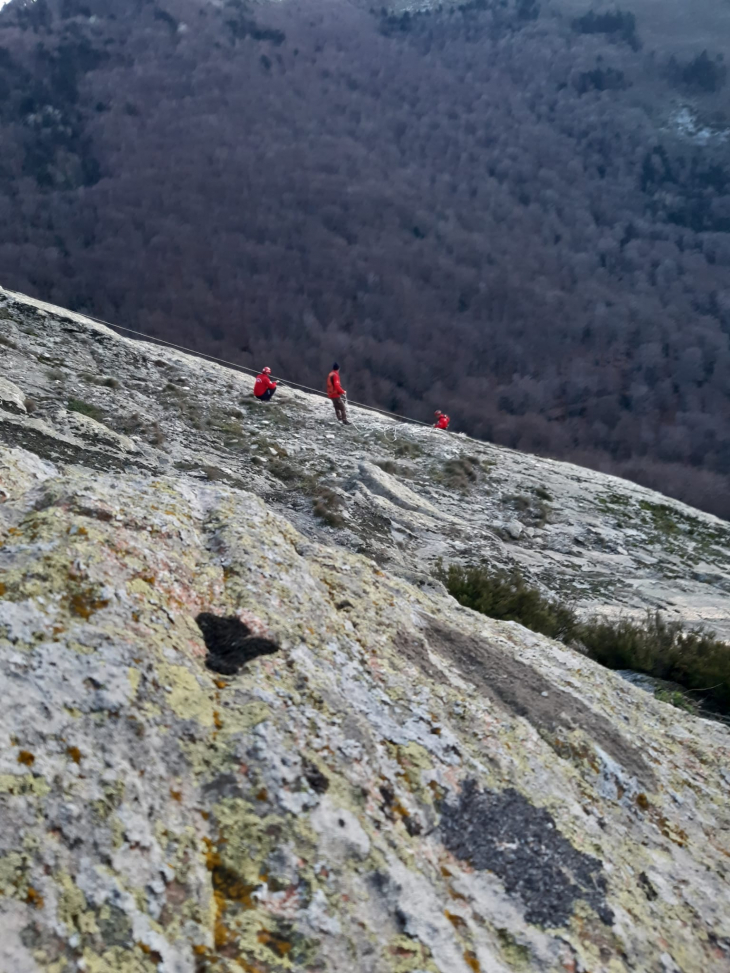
[[254, 367, 277, 402], [434, 410, 450, 430]]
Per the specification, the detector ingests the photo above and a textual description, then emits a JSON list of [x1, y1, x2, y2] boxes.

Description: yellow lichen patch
[[392, 741, 433, 795], [156, 662, 214, 727], [127, 577, 155, 597], [128, 667, 141, 696], [0, 852, 28, 897], [496, 927, 531, 968], [17, 749, 35, 766], [387, 934, 438, 973], [80, 945, 159, 973], [0, 773, 50, 797], [57, 872, 89, 930], [66, 746, 83, 764]]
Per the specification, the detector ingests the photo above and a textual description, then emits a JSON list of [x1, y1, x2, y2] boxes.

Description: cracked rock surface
[[1, 287, 730, 972]]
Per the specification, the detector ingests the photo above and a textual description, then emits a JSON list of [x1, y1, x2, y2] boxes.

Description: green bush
[[437, 562, 577, 640], [375, 459, 413, 478], [395, 441, 423, 459], [438, 560, 730, 715], [579, 612, 730, 712], [654, 689, 698, 715], [437, 455, 482, 491], [67, 398, 104, 421]]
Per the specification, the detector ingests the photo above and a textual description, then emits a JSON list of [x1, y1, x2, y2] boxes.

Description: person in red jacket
[[327, 362, 350, 424], [254, 366, 277, 402], [434, 410, 450, 430]]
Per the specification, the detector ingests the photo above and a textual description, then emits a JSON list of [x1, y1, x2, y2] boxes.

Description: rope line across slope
[[76, 314, 433, 430]]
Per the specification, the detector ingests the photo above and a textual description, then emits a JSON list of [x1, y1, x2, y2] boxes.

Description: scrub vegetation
[[439, 560, 730, 715]]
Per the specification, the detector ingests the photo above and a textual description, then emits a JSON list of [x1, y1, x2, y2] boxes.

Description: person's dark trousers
[[256, 388, 276, 402], [332, 396, 349, 423]]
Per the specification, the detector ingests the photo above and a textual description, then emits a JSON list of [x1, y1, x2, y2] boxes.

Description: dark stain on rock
[[440, 779, 614, 928], [301, 758, 329, 794], [196, 612, 279, 675], [423, 620, 654, 787], [638, 871, 658, 901], [202, 773, 244, 801]]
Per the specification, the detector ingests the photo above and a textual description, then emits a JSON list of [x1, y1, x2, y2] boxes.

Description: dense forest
[[0, 0, 729, 516]]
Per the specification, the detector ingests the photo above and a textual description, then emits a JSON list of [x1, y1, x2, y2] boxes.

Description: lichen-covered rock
[[1, 287, 730, 972], [0, 377, 26, 413]]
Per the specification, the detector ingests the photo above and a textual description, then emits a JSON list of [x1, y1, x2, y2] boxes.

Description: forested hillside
[[0, 0, 729, 515]]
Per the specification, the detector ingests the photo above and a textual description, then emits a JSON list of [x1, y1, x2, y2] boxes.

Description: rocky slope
[[1, 287, 730, 973]]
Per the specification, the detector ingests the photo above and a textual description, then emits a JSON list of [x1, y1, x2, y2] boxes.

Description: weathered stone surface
[[0, 377, 26, 413], [1, 287, 730, 972]]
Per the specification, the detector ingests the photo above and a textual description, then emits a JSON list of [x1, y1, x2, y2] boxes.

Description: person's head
[[262, 366, 271, 374], [332, 362, 339, 371], [434, 410, 442, 417]]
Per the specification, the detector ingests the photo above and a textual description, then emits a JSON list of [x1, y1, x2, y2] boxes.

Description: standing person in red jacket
[[327, 362, 350, 424], [254, 366, 277, 402], [434, 410, 450, 430]]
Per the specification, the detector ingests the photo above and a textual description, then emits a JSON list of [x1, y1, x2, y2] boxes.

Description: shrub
[[579, 612, 730, 712], [438, 455, 481, 491], [81, 372, 121, 388], [439, 560, 730, 716], [505, 492, 550, 527], [654, 689, 698, 715], [395, 441, 423, 459], [67, 398, 104, 421], [437, 562, 577, 641], [312, 487, 345, 528]]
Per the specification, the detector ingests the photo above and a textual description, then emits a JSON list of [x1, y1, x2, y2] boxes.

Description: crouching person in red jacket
[[434, 410, 450, 430], [254, 367, 277, 402]]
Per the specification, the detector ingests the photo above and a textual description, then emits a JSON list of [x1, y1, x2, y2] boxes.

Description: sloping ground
[[2, 285, 730, 639], [1, 289, 730, 972]]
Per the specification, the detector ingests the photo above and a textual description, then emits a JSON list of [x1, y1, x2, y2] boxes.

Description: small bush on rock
[[313, 487, 345, 528], [438, 562, 577, 640], [439, 561, 730, 715], [67, 398, 104, 421]]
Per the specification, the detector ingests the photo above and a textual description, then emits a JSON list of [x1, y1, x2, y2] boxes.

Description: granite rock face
[[1, 288, 730, 972]]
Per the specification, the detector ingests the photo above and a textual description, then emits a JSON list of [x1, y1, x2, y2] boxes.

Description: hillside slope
[[1, 291, 730, 972], [0, 0, 729, 516]]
